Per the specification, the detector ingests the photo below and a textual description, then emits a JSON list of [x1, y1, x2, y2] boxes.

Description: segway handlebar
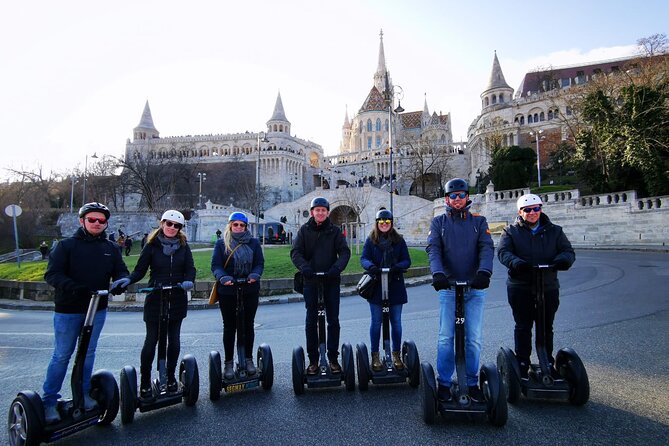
[[449, 280, 470, 288], [533, 264, 555, 270], [138, 284, 182, 293]]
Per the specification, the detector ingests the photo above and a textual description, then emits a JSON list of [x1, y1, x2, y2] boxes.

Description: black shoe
[[468, 385, 485, 403], [329, 360, 342, 374], [437, 384, 452, 402], [140, 387, 153, 399], [307, 362, 319, 375], [519, 362, 529, 379], [167, 377, 178, 393]]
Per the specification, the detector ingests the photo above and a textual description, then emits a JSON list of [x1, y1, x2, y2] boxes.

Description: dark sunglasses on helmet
[[84, 217, 107, 224], [164, 221, 183, 229], [448, 192, 467, 200], [522, 206, 542, 213]]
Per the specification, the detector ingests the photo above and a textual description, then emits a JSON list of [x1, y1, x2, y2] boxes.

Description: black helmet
[[78, 202, 110, 219], [445, 178, 469, 194], [375, 209, 393, 221], [310, 197, 330, 211]]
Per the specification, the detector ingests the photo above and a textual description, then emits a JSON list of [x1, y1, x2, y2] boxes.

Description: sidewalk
[[0, 275, 433, 312]]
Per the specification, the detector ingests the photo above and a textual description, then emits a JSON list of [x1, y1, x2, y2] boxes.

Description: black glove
[[301, 266, 314, 279], [327, 266, 341, 279], [432, 273, 450, 291], [367, 265, 380, 275], [470, 271, 491, 290], [553, 258, 571, 271], [390, 265, 403, 274], [513, 260, 532, 273]]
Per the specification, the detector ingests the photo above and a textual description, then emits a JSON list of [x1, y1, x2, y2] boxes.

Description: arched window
[[520, 116, 525, 125], [485, 97, 490, 106], [548, 110, 554, 120], [367, 137, 372, 149], [375, 118, 381, 131], [279, 125, 284, 132], [533, 113, 539, 122], [492, 94, 497, 104], [528, 114, 533, 124], [499, 93, 504, 103], [367, 119, 372, 132], [539, 112, 545, 121], [376, 136, 381, 147]]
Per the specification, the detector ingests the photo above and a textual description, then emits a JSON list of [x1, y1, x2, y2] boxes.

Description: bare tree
[[399, 135, 452, 200], [637, 33, 668, 57]]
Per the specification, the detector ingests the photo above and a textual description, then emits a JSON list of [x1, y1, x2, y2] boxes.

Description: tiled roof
[[400, 111, 422, 129], [359, 86, 387, 112]]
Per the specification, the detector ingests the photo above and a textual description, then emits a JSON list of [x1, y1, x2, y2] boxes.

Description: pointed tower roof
[[374, 29, 391, 93], [343, 106, 351, 129], [359, 86, 387, 112], [376, 29, 387, 75], [484, 51, 511, 92], [422, 94, 430, 116], [136, 100, 157, 130], [269, 91, 289, 122]]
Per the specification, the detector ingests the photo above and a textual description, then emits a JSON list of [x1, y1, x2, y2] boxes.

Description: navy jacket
[[360, 235, 411, 305], [129, 238, 196, 322], [426, 204, 494, 281], [211, 236, 264, 297], [290, 217, 351, 281], [497, 213, 575, 291], [45, 227, 129, 314]]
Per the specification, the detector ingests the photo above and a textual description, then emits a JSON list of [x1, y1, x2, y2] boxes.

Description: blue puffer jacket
[[360, 235, 411, 305], [211, 236, 264, 297], [426, 203, 494, 281]]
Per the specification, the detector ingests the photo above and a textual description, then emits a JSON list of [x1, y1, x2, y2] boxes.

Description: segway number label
[[318, 309, 326, 316], [227, 381, 259, 393], [456, 317, 465, 325], [382, 307, 390, 313]]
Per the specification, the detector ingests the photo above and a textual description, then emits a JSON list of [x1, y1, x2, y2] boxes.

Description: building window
[[534, 113, 539, 122], [540, 112, 545, 121], [485, 97, 489, 106], [548, 110, 553, 120], [376, 136, 381, 147], [367, 137, 372, 149], [367, 119, 372, 132], [520, 116, 525, 125], [528, 114, 533, 124], [499, 93, 504, 103], [492, 94, 497, 104], [561, 78, 570, 88], [375, 118, 381, 132]]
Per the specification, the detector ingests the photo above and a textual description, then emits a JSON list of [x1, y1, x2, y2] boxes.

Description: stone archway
[[329, 204, 359, 238]]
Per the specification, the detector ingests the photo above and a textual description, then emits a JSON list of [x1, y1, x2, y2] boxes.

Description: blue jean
[[42, 310, 107, 406], [303, 280, 340, 362], [437, 288, 485, 387], [369, 303, 403, 352]]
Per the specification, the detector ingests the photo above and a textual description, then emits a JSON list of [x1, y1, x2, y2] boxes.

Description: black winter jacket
[[45, 228, 129, 314], [497, 213, 575, 291], [129, 238, 196, 322], [290, 217, 351, 281]]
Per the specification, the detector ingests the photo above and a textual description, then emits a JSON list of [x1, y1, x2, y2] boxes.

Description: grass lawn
[[0, 245, 429, 282]]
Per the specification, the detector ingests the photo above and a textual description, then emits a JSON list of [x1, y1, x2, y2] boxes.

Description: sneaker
[[437, 384, 452, 402], [468, 385, 485, 403], [245, 358, 257, 375], [329, 360, 342, 374], [44, 405, 61, 424], [84, 395, 98, 411], [167, 376, 179, 393], [223, 361, 235, 380], [306, 362, 319, 375]]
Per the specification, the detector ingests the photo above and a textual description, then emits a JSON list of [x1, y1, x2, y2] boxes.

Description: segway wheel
[[180, 354, 199, 407], [480, 363, 508, 427], [119, 365, 137, 425], [342, 343, 355, 392], [208, 351, 222, 401], [556, 348, 590, 406], [355, 343, 370, 392], [291, 346, 305, 395], [8, 392, 43, 446], [402, 340, 420, 388], [258, 343, 274, 390], [91, 370, 119, 425], [497, 348, 520, 404], [419, 362, 437, 425]]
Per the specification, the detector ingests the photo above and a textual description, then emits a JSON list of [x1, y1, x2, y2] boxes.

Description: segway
[[209, 278, 273, 400], [421, 281, 507, 426], [8, 290, 119, 445], [497, 264, 589, 405], [356, 267, 419, 391], [119, 284, 199, 424], [292, 272, 355, 394]]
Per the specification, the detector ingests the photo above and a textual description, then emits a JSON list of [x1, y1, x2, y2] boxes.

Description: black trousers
[[507, 285, 560, 367], [140, 319, 183, 383], [218, 293, 259, 362]]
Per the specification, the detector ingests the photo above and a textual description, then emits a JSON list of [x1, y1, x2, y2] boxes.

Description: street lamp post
[[82, 152, 98, 204], [530, 130, 544, 188], [256, 131, 269, 238], [197, 172, 207, 208], [69, 176, 77, 213], [383, 74, 404, 214]]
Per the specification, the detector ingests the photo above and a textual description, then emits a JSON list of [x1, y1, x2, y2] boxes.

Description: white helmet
[[161, 210, 185, 225], [516, 194, 543, 210]]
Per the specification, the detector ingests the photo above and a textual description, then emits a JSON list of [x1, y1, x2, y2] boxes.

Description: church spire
[[374, 29, 390, 93], [267, 90, 291, 135], [484, 51, 511, 92], [133, 100, 159, 141]]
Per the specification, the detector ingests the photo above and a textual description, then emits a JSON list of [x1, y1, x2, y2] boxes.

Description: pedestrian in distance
[[42, 202, 129, 423], [124, 237, 133, 256], [39, 241, 49, 260], [111, 210, 196, 398], [211, 212, 264, 379], [497, 194, 575, 378], [360, 209, 411, 371], [290, 197, 351, 375], [426, 178, 494, 403]]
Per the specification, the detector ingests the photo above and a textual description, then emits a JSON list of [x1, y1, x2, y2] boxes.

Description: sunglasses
[[164, 221, 183, 229], [522, 206, 542, 213], [85, 217, 107, 224], [448, 192, 467, 200], [231, 222, 247, 228], [376, 219, 392, 225]]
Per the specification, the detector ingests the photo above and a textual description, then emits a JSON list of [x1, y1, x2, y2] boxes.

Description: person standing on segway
[[111, 210, 196, 399], [291, 197, 351, 375], [42, 202, 129, 423], [497, 194, 575, 379], [211, 212, 264, 380], [360, 209, 411, 372], [426, 178, 494, 404]]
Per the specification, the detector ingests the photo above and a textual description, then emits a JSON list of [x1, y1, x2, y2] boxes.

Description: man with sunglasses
[[41, 202, 129, 423], [426, 178, 494, 403], [497, 194, 575, 379]]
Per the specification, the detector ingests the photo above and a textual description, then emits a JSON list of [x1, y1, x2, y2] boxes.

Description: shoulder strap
[[224, 244, 242, 269]]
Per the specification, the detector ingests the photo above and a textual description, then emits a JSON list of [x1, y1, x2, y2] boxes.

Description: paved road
[[1, 250, 668, 445]]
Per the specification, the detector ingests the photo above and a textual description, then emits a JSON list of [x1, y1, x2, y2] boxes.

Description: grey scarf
[[157, 234, 180, 256], [230, 231, 253, 277], [379, 236, 394, 268]]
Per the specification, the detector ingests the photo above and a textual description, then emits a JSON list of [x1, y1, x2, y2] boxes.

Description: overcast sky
[[1, 0, 666, 179]]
